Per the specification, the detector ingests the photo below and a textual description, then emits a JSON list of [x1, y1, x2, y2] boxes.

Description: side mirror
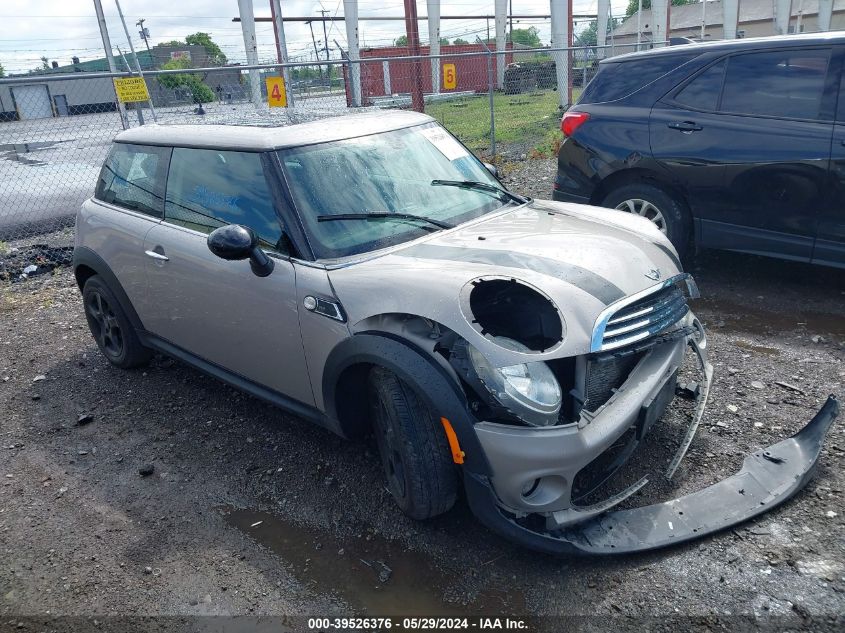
[[484, 162, 498, 178], [207, 224, 275, 278]]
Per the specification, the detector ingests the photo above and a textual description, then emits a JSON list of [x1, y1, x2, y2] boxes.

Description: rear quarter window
[[95, 143, 169, 217], [580, 53, 697, 103]]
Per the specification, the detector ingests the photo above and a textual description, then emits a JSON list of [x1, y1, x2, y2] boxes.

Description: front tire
[[601, 183, 691, 258], [368, 366, 458, 520], [82, 275, 151, 369]]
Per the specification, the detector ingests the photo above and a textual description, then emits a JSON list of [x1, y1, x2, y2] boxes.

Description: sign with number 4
[[266, 76, 287, 108], [443, 64, 457, 90]]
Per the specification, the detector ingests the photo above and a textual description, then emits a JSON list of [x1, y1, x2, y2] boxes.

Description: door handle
[[144, 249, 169, 261], [667, 121, 703, 132]]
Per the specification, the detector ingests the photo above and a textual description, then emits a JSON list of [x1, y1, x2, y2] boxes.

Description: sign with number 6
[[443, 63, 457, 90], [266, 76, 287, 108]]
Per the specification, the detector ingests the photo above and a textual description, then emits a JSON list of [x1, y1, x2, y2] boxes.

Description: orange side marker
[[440, 417, 465, 464]]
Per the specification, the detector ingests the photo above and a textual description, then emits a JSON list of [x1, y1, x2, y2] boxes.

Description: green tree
[[440, 37, 449, 45], [159, 33, 227, 65], [510, 26, 542, 47], [394, 35, 408, 46], [185, 32, 227, 65], [40, 56, 50, 70], [157, 57, 214, 103], [577, 17, 622, 46], [0, 61, 5, 78], [626, 0, 695, 17], [453, 37, 469, 45]]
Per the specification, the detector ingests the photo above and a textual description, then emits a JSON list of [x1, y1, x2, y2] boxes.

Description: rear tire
[[82, 275, 151, 369], [601, 183, 691, 259], [368, 366, 458, 520]]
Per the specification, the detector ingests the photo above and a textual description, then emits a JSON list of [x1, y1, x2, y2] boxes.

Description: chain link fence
[[0, 43, 647, 281]]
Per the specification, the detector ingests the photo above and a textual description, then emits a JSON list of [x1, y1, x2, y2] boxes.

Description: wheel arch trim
[[322, 332, 492, 476], [73, 246, 144, 332]]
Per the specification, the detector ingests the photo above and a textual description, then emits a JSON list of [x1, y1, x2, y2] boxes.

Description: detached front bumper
[[465, 395, 838, 554], [472, 318, 704, 527]]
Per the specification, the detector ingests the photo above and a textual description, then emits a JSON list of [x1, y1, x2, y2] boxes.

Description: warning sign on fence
[[113, 77, 150, 103], [443, 64, 457, 90], [266, 76, 287, 108]]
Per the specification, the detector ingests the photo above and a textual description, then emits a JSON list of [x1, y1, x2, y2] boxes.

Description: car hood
[[327, 199, 685, 365]]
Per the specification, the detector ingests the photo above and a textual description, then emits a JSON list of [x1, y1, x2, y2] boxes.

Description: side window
[[673, 59, 726, 111], [95, 143, 169, 217], [164, 148, 284, 250], [720, 49, 831, 120]]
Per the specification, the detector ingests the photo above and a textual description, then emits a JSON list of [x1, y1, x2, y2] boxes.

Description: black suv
[[553, 33, 845, 268]]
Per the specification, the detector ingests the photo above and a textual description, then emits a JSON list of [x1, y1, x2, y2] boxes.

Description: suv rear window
[[580, 53, 696, 103], [95, 143, 169, 217]]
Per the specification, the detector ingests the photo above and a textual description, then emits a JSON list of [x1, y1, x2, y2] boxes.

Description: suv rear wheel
[[601, 183, 691, 258], [82, 275, 152, 369], [368, 366, 458, 520]]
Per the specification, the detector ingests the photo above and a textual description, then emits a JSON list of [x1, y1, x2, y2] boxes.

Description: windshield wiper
[[430, 179, 529, 204], [316, 212, 454, 230]]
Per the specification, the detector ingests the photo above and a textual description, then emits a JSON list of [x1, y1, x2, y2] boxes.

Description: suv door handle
[[144, 249, 169, 261], [667, 121, 703, 132]]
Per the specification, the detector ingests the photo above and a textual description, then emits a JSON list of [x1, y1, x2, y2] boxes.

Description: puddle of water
[[222, 507, 525, 616], [734, 340, 781, 356], [693, 297, 845, 340]]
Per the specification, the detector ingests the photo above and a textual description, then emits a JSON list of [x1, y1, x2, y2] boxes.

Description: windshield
[[277, 122, 510, 259]]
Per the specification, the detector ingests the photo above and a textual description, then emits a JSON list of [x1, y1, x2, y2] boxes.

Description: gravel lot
[[1, 157, 844, 632]]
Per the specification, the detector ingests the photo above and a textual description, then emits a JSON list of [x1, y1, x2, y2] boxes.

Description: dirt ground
[[1, 158, 844, 632]]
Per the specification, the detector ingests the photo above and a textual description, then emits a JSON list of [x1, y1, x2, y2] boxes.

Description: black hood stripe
[[653, 241, 683, 271], [398, 244, 626, 305]]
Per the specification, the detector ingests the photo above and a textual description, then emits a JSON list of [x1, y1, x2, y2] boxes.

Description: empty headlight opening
[[468, 278, 563, 352]]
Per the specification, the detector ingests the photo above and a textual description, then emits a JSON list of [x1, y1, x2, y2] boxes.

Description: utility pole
[[136, 18, 152, 55], [318, 9, 330, 62], [307, 20, 324, 78], [93, 0, 128, 129], [509, 0, 513, 42]]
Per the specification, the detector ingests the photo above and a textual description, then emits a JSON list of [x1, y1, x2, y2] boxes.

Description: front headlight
[[467, 338, 562, 427]]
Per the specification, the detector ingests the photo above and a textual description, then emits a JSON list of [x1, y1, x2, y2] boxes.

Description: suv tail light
[[561, 112, 590, 137]]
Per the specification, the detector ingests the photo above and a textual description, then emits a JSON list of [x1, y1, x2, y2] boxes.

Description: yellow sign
[[443, 63, 457, 90], [266, 76, 287, 108], [113, 77, 150, 103]]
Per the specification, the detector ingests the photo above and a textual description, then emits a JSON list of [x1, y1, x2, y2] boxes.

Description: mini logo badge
[[645, 269, 661, 281]]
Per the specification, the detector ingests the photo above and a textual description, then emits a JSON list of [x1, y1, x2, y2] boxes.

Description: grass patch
[[427, 88, 581, 156]]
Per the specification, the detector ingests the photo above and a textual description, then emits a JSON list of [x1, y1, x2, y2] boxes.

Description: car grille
[[597, 283, 689, 352]]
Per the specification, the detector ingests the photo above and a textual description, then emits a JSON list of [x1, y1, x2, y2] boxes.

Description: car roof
[[604, 31, 845, 64], [113, 110, 434, 151]]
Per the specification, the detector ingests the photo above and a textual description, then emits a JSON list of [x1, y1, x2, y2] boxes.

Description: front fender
[[322, 332, 491, 476]]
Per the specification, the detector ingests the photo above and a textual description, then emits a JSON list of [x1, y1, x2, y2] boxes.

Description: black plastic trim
[[322, 332, 492, 476], [72, 246, 144, 331], [138, 332, 337, 433]]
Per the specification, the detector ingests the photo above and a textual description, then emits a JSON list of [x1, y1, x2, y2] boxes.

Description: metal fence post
[[476, 37, 496, 160], [487, 50, 496, 160]]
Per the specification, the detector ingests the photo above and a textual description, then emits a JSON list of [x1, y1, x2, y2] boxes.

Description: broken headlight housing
[[463, 338, 562, 427]]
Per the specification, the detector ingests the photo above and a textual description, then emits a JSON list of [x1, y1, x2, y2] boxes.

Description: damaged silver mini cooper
[[74, 111, 838, 553]]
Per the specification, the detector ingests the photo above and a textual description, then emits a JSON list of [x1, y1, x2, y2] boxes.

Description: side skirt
[[138, 332, 341, 436]]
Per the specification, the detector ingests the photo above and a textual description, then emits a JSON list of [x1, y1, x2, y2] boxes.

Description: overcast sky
[[0, 0, 632, 74]]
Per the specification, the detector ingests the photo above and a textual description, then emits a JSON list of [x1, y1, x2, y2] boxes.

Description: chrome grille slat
[[596, 281, 690, 352]]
